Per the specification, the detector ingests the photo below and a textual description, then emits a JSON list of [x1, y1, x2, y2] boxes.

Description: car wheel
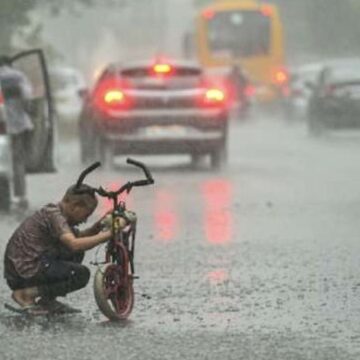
[[80, 124, 95, 164], [0, 177, 11, 212], [94, 136, 114, 170], [190, 153, 204, 168], [210, 143, 227, 170], [102, 143, 115, 170], [80, 135, 90, 164]]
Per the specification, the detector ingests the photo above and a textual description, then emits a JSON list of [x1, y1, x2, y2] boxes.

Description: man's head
[[61, 184, 98, 226]]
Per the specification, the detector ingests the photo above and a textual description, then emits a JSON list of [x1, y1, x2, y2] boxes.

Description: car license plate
[[144, 126, 187, 138]]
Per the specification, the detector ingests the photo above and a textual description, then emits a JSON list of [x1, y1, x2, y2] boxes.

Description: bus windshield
[[207, 10, 270, 58]]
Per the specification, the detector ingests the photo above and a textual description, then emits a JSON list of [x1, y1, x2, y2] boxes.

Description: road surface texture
[[0, 113, 359, 359]]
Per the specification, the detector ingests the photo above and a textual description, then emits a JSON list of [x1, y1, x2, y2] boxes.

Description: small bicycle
[[75, 158, 154, 320]]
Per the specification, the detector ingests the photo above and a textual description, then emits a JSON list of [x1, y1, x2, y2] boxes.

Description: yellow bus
[[185, 0, 287, 102]]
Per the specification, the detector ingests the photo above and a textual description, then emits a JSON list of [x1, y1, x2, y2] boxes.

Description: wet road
[[1, 114, 360, 359]]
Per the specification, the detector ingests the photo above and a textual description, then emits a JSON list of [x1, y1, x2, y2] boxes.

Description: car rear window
[[121, 66, 202, 78], [117, 66, 203, 90]]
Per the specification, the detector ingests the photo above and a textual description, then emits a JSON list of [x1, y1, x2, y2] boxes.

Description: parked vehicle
[[284, 62, 324, 121], [79, 58, 229, 169], [49, 66, 86, 120], [306, 58, 360, 135]]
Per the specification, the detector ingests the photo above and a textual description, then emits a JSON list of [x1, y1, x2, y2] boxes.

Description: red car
[[79, 59, 229, 169]]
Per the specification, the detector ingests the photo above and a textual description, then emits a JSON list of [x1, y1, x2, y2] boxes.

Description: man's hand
[[101, 215, 127, 231], [78, 210, 112, 237]]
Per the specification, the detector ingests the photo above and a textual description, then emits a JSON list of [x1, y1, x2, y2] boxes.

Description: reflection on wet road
[[154, 189, 179, 243], [1, 117, 360, 359], [201, 179, 233, 245]]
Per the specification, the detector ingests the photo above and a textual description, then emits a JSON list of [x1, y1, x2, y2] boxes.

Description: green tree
[[0, 0, 101, 55]]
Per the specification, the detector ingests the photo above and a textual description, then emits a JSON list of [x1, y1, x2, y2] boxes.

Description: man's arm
[[60, 230, 112, 252], [77, 211, 112, 237], [77, 222, 102, 237]]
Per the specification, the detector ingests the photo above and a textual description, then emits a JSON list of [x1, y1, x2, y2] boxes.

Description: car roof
[[323, 58, 360, 82], [293, 63, 324, 74], [293, 58, 360, 72], [292, 58, 360, 83]]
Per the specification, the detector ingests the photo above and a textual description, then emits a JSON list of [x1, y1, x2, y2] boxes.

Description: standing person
[[229, 64, 251, 118], [0, 55, 34, 209], [3, 183, 114, 315]]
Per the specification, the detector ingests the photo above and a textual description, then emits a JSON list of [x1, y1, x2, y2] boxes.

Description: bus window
[[191, 1, 286, 102], [207, 10, 271, 58]]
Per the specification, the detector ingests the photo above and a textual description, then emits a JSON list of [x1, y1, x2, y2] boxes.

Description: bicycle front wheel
[[94, 262, 134, 321]]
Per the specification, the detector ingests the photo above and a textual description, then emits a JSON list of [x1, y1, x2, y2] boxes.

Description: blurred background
[[2, 0, 360, 82]]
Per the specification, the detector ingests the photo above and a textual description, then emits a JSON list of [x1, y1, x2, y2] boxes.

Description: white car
[[286, 62, 325, 120], [49, 66, 86, 120]]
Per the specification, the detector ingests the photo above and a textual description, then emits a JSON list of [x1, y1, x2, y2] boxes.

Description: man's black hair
[[67, 183, 96, 198], [63, 183, 97, 206]]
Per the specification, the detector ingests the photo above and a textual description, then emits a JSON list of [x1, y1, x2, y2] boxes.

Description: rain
[[1, 1, 360, 359]]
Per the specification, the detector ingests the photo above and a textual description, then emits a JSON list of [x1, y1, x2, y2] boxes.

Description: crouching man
[[3, 184, 112, 315]]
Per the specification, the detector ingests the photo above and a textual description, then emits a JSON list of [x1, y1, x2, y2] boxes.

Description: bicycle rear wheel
[[94, 261, 134, 320]]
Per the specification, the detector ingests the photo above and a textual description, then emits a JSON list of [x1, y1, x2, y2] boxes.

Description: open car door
[[10, 49, 56, 173]]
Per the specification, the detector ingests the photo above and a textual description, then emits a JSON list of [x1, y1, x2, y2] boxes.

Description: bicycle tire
[[94, 257, 134, 320]]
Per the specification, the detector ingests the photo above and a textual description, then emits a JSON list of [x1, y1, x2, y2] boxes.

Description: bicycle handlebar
[[74, 158, 154, 200], [126, 158, 154, 184], [75, 161, 101, 189]]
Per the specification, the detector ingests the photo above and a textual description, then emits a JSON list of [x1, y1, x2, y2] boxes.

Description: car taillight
[[206, 88, 225, 102], [201, 87, 227, 107], [272, 69, 289, 86], [260, 5, 273, 17], [153, 63, 172, 75], [202, 9, 215, 19], [104, 90, 125, 104], [93, 78, 130, 112]]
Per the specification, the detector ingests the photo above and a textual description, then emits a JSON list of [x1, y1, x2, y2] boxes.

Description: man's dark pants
[[6, 250, 90, 299]]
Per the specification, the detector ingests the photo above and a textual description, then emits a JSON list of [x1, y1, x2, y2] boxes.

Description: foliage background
[[1, 0, 359, 65]]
